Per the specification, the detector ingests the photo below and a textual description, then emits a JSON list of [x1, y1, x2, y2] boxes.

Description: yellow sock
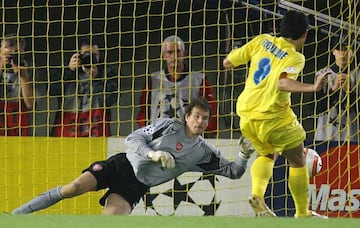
[[289, 166, 310, 217], [250, 157, 274, 198]]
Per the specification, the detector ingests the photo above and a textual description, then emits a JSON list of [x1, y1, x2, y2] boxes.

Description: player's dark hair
[[332, 35, 352, 51], [280, 10, 309, 40], [184, 96, 212, 119]]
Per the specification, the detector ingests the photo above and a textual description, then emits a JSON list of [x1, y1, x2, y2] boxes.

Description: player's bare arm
[[278, 71, 329, 92]]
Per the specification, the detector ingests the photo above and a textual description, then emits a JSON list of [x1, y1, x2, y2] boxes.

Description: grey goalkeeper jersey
[[126, 118, 247, 186]]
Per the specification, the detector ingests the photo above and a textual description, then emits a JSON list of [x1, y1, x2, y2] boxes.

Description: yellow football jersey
[[227, 34, 305, 120]]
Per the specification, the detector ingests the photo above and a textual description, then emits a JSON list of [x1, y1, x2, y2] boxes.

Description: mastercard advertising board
[[265, 141, 359, 218]]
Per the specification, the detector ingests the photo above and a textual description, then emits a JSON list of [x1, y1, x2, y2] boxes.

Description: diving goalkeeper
[[12, 96, 253, 215]]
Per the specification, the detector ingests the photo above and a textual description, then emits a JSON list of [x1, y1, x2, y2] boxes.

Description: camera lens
[[11, 53, 24, 66], [80, 52, 97, 68]]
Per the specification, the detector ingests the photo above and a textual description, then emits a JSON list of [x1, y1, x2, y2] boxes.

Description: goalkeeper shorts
[[83, 153, 149, 209]]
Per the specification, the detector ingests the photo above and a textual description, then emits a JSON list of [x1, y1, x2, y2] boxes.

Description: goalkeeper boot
[[238, 135, 256, 158], [295, 210, 328, 219], [249, 195, 277, 217]]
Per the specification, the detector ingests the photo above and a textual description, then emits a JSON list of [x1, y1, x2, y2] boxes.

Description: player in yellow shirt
[[223, 11, 329, 218]]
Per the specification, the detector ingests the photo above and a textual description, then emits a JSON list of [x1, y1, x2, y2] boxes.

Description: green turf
[[0, 215, 359, 228]]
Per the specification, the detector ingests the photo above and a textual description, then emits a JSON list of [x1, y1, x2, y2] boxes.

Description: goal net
[[1, 0, 359, 217]]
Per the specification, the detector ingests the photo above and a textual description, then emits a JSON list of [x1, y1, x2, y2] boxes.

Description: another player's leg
[[239, 134, 276, 216], [282, 144, 309, 217], [11, 171, 97, 214], [249, 155, 276, 217], [103, 193, 132, 215], [239, 119, 276, 217], [283, 144, 327, 218]]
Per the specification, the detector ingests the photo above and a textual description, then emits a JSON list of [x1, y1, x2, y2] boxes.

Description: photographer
[[50, 37, 118, 137], [0, 34, 35, 136], [68, 45, 99, 78]]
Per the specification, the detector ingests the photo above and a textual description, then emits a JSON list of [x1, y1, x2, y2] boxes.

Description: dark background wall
[[0, 0, 358, 138]]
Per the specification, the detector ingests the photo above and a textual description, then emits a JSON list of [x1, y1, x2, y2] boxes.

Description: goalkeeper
[[223, 11, 329, 218], [11, 96, 253, 215]]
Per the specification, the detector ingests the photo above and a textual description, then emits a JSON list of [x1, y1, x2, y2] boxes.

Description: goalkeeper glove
[[238, 135, 256, 158], [147, 150, 175, 169]]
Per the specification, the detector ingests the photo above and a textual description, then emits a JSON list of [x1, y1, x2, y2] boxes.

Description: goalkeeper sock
[[250, 156, 274, 198], [12, 186, 63, 214], [288, 166, 310, 217]]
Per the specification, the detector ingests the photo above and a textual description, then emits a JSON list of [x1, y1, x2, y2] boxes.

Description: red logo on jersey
[[176, 142, 183, 151], [92, 164, 103, 171]]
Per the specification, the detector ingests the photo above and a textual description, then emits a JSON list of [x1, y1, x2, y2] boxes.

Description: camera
[[10, 53, 25, 66], [79, 52, 97, 68]]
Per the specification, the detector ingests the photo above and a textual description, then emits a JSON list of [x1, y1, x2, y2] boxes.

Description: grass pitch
[[0, 215, 359, 228]]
